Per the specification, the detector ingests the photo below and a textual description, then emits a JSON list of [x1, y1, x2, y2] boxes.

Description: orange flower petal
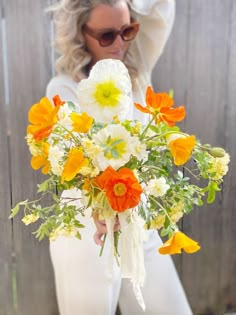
[[96, 166, 143, 212], [168, 135, 195, 165], [134, 102, 151, 114], [61, 148, 89, 183], [158, 106, 186, 126], [134, 86, 185, 128], [27, 97, 59, 140], [71, 112, 93, 133], [53, 95, 65, 108], [158, 231, 201, 255]]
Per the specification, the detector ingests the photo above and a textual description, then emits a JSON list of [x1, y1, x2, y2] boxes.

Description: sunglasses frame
[[83, 21, 140, 47]]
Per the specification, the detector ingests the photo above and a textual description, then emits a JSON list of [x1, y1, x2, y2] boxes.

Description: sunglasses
[[83, 22, 140, 47]]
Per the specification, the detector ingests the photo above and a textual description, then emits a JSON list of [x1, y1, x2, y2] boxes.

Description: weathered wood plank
[[152, 0, 190, 299], [5, 0, 58, 314], [153, 1, 236, 314], [182, 1, 233, 314], [219, 0, 236, 312], [0, 3, 14, 315]]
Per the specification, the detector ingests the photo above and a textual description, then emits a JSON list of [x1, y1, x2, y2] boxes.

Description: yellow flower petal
[[158, 231, 201, 255], [61, 148, 89, 183], [168, 135, 195, 165], [71, 112, 93, 133]]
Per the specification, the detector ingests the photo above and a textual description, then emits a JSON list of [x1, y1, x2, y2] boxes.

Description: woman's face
[[84, 1, 131, 66]]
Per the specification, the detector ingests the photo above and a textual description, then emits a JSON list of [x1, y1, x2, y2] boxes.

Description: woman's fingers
[[93, 230, 104, 246], [93, 216, 121, 246]]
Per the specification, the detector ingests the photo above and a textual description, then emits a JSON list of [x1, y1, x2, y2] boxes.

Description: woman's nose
[[112, 34, 125, 48]]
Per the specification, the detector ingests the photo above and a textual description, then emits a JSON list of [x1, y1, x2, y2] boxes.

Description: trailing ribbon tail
[[118, 209, 147, 311]]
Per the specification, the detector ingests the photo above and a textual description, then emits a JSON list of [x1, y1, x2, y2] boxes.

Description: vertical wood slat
[[0, 3, 14, 315], [219, 0, 236, 312], [153, 0, 236, 314], [182, 1, 232, 314], [152, 0, 190, 289], [5, 1, 58, 314]]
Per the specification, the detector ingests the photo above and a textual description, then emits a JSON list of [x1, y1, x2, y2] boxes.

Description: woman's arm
[[128, 0, 175, 74]]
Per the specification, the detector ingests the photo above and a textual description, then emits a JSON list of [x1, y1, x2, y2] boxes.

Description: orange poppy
[[96, 166, 143, 212], [158, 231, 201, 255], [168, 135, 195, 165], [61, 148, 89, 183], [52, 94, 65, 108], [134, 86, 185, 126], [27, 96, 64, 141], [31, 142, 50, 174], [71, 112, 93, 133]]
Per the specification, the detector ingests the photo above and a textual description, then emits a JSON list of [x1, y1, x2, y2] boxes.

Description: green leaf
[[207, 181, 221, 203], [9, 200, 28, 219], [37, 180, 49, 193], [75, 232, 82, 240], [160, 227, 170, 237]]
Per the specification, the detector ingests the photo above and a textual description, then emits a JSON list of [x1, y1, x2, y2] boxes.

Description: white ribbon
[[105, 209, 147, 311]]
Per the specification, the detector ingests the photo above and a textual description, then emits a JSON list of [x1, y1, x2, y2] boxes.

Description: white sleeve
[[128, 0, 175, 73], [46, 75, 79, 105]]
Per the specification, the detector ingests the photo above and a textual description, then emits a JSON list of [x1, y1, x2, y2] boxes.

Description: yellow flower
[[71, 112, 93, 133], [169, 202, 184, 223], [22, 214, 39, 225], [61, 148, 89, 183], [168, 135, 195, 165], [148, 213, 166, 229], [208, 153, 230, 180], [30, 142, 50, 174], [26, 134, 41, 156], [49, 225, 78, 240], [158, 231, 200, 255], [81, 138, 102, 159]]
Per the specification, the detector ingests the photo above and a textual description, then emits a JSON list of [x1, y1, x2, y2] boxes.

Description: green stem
[[148, 195, 177, 230], [99, 233, 107, 257], [57, 123, 82, 144], [139, 114, 157, 140]]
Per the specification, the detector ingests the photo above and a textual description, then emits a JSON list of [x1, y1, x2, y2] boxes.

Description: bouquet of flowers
[[10, 59, 229, 298]]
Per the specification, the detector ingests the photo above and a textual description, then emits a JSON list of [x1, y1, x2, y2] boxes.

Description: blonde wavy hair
[[48, 0, 138, 82]]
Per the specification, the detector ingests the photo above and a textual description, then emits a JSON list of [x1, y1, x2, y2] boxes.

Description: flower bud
[[210, 147, 226, 158]]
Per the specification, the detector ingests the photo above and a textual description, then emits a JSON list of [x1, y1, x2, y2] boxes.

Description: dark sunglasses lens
[[122, 26, 137, 40], [100, 31, 116, 46]]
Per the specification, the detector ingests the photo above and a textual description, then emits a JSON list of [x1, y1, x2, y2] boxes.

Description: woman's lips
[[109, 50, 124, 59]]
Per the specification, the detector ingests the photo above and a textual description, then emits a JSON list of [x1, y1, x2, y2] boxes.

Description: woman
[[46, 0, 193, 314]]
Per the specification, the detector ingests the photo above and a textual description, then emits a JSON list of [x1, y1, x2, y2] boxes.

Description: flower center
[[103, 137, 126, 160], [113, 182, 127, 196], [93, 80, 121, 108]]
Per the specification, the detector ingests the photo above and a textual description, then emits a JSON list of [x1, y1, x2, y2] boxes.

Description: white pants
[[50, 211, 193, 315]]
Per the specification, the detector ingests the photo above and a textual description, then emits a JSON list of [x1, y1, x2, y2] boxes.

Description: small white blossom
[[48, 145, 64, 176], [145, 177, 170, 197]]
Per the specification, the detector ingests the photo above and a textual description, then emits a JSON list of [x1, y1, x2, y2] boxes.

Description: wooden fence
[[0, 1, 235, 314]]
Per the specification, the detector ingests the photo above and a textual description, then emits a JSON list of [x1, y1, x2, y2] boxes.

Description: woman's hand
[[93, 216, 120, 246]]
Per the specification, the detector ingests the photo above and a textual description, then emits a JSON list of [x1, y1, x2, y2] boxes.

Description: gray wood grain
[[5, 0, 58, 314], [0, 3, 14, 315], [153, 1, 236, 314]]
